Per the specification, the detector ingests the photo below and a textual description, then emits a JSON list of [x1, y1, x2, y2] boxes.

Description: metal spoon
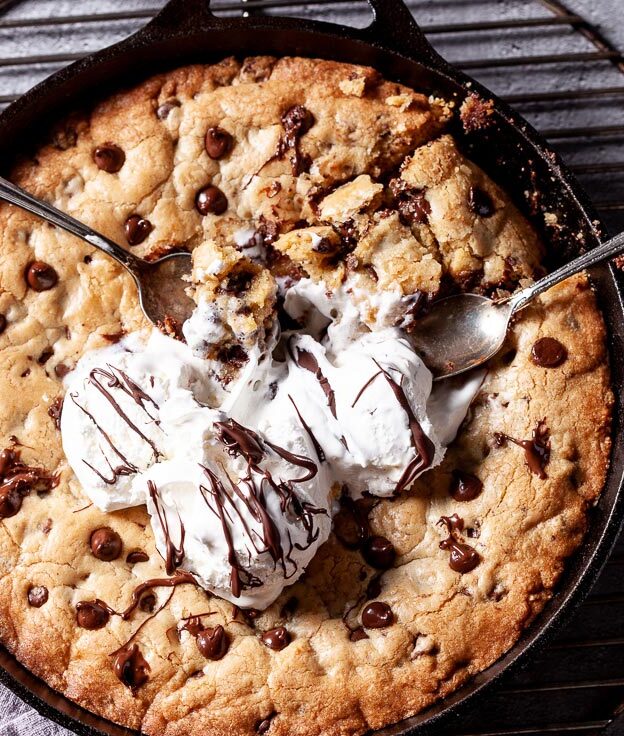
[[411, 230, 624, 379], [0, 176, 194, 327]]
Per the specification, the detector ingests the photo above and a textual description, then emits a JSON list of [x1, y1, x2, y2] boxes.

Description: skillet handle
[[145, 0, 216, 32], [362, 0, 445, 67]]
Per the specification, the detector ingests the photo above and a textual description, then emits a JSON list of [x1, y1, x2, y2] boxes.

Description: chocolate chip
[[333, 497, 370, 549], [27, 585, 48, 607], [444, 541, 481, 574], [450, 470, 483, 502], [76, 600, 110, 629], [361, 536, 396, 570], [531, 337, 567, 368], [205, 127, 233, 160], [25, 261, 58, 292], [113, 643, 150, 690], [196, 185, 228, 216], [139, 593, 156, 613], [261, 626, 291, 651], [156, 99, 180, 120], [90, 527, 122, 561], [83, 255, 92, 264], [93, 144, 125, 173], [256, 713, 277, 734], [361, 601, 394, 629], [469, 187, 495, 217], [196, 624, 229, 660], [0, 314, 6, 335], [365, 575, 383, 600], [37, 348, 53, 365], [125, 215, 153, 246], [54, 363, 70, 379], [0, 488, 22, 518], [281, 105, 315, 136], [126, 549, 149, 564], [217, 344, 248, 369], [389, 179, 430, 225]]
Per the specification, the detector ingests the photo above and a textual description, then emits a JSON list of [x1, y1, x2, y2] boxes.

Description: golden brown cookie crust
[[0, 56, 612, 736]]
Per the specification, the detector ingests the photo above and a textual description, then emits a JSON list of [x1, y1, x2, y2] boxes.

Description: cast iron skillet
[[0, 1, 622, 734]]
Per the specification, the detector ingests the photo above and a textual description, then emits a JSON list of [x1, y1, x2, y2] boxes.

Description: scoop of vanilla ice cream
[[61, 273, 482, 609], [141, 416, 332, 608]]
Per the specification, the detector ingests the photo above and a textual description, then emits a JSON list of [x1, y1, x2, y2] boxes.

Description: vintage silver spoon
[[411, 229, 624, 379], [0, 175, 195, 327]]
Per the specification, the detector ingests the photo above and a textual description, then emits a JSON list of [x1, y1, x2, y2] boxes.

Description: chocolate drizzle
[[293, 346, 337, 418], [71, 365, 162, 484], [354, 361, 435, 493], [494, 420, 551, 479], [195, 418, 325, 599], [438, 514, 480, 574], [148, 481, 185, 575], [0, 446, 58, 519]]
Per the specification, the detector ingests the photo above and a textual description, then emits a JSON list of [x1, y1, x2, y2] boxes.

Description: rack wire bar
[[0, 0, 622, 734]]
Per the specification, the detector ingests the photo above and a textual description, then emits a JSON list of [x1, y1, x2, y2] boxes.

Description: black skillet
[[0, 1, 623, 734]]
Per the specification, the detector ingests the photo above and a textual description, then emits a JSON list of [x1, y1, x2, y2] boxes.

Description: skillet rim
[[0, 2, 622, 734]]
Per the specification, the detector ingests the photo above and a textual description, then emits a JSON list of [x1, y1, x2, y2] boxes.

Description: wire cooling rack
[[0, 1, 623, 735]]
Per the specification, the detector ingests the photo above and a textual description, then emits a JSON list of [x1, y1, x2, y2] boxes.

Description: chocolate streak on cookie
[[0, 446, 58, 519], [147, 481, 186, 575], [494, 419, 550, 479], [197, 418, 325, 598], [292, 346, 337, 418], [119, 571, 197, 620]]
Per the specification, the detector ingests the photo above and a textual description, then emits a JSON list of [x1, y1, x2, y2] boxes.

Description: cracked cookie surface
[[0, 56, 612, 736]]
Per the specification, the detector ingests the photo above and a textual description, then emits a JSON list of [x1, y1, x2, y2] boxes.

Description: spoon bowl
[[410, 294, 512, 379]]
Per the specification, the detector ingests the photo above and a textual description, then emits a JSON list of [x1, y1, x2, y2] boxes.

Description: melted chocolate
[[27, 585, 48, 608], [361, 536, 396, 570], [113, 643, 150, 691], [261, 626, 291, 651], [494, 420, 550, 479], [371, 362, 435, 493], [332, 496, 370, 549], [54, 362, 70, 379], [126, 550, 149, 564], [76, 600, 113, 629], [148, 481, 185, 575], [48, 396, 63, 430], [0, 446, 57, 519], [25, 261, 58, 292], [531, 337, 567, 368], [0, 314, 6, 335], [72, 365, 162, 484], [361, 601, 394, 629], [450, 470, 483, 502], [349, 627, 369, 642], [293, 346, 337, 418], [389, 178, 431, 225], [438, 515, 480, 574], [196, 624, 229, 660], [469, 187, 495, 217], [90, 527, 122, 561], [205, 127, 233, 160], [118, 570, 197, 620]]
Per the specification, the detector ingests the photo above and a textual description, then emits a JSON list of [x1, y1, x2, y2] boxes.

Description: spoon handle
[[0, 175, 143, 274], [510, 229, 624, 313]]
